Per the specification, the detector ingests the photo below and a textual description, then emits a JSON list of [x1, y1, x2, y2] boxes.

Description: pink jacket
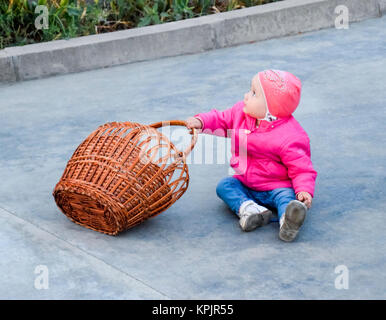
[[194, 101, 317, 197]]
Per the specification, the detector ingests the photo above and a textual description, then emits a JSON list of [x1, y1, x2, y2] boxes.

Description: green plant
[[0, 0, 104, 48], [197, 0, 213, 16], [138, 2, 161, 26], [0, 0, 283, 49], [0, 0, 35, 47], [171, 0, 195, 20], [226, 0, 242, 11]]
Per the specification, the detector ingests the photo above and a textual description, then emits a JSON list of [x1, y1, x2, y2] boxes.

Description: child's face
[[243, 74, 267, 119]]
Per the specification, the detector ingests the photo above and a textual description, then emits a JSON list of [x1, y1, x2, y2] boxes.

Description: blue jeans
[[216, 177, 296, 222]]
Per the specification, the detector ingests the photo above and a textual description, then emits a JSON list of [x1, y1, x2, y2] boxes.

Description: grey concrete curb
[[0, 0, 383, 83], [379, 0, 386, 14]]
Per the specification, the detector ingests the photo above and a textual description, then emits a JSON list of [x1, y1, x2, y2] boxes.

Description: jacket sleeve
[[194, 104, 236, 138], [279, 138, 318, 197]]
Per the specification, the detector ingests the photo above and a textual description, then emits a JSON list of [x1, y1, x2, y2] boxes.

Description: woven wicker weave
[[53, 120, 198, 235]]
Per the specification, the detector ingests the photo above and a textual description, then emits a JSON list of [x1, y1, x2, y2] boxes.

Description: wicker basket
[[53, 120, 198, 235]]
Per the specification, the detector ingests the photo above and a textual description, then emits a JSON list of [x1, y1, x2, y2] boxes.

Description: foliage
[[0, 0, 282, 49]]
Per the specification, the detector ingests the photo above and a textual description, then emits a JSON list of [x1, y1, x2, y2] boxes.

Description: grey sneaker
[[238, 200, 272, 232], [279, 200, 307, 242]]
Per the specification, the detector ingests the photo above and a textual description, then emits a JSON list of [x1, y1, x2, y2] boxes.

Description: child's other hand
[[296, 191, 312, 209], [186, 117, 203, 134]]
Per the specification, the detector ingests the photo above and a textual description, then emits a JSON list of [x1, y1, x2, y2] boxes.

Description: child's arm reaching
[[186, 117, 203, 132], [186, 103, 239, 137]]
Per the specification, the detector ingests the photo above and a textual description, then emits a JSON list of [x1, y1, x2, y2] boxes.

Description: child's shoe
[[238, 200, 272, 232], [279, 200, 307, 242]]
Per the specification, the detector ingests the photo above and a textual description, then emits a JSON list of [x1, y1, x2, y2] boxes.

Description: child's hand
[[296, 191, 312, 209], [186, 117, 203, 133]]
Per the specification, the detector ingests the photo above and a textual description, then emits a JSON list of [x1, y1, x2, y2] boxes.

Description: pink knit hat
[[258, 69, 302, 118]]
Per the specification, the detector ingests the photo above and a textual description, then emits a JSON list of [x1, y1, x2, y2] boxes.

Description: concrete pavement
[[0, 15, 385, 299]]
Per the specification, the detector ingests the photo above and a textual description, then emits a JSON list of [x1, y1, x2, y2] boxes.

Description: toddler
[[186, 69, 317, 242]]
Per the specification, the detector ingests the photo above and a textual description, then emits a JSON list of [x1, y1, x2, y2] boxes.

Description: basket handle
[[148, 120, 198, 159]]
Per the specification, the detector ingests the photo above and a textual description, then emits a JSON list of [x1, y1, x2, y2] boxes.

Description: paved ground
[[0, 15, 385, 300]]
